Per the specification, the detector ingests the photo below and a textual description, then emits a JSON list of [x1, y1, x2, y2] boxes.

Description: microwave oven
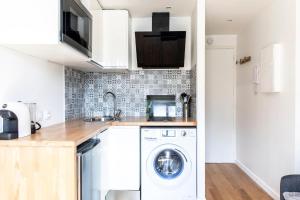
[[61, 0, 92, 57]]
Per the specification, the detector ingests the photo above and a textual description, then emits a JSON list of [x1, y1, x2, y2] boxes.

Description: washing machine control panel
[[181, 130, 187, 137], [162, 130, 176, 137], [160, 129, 196, 138], [142, 128, 196, 139]]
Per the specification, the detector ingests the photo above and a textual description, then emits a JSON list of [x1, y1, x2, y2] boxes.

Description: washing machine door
[[154, 149, 184, 179], [147, 144, 192, 187]]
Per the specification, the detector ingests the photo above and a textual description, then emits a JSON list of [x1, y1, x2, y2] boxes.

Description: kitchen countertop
[[0, 117, 196, 147], [111, 117, 197, 126]]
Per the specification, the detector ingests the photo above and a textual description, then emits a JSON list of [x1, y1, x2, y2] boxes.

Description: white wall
[[131, 17, 192, 70], [0, 47, 65, 127], [205, 35, 237, 48], [236, 0, 296, 198]]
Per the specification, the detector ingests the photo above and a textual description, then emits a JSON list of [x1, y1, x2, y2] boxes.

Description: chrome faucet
[[103, 92, 122, 120]]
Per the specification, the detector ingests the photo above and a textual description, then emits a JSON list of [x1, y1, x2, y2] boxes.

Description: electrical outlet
[[42, 110, 52, 121]]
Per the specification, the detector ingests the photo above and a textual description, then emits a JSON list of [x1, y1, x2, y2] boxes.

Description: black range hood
[[152, 12, 170, 32], [135, 12, 186, 69]]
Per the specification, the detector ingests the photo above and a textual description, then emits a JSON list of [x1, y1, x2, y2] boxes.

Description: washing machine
[[141, 127, 197, 200]]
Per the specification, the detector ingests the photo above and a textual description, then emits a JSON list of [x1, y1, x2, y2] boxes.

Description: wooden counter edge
[[112, 121, 197, 126], [0, 118, 196, 148]]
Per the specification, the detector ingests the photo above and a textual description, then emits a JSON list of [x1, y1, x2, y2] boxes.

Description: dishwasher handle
[[77, 139, 100, 154]]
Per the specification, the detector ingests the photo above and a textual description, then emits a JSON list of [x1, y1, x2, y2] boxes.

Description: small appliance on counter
[[180, 93, 192, 121], [25, 103, 41, 133], [146, 95, 176, 121], [0, 102, 31, 140]]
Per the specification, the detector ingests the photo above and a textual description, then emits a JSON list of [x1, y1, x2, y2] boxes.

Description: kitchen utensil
[[25, 103, 41, 133], [180, 93, 192, 120]]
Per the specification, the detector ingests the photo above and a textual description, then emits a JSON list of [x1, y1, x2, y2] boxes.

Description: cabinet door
[[91, 9, 103, 65], [102, 10, 130, 68], [101, 126, 140, 190], [97, 129, 109, 190], [0, 0, 60, 44]]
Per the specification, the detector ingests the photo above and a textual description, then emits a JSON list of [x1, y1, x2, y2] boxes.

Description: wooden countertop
[[0, 117, 196, 147], [112, 117, 197, 127], [0, 121, 111, 147]]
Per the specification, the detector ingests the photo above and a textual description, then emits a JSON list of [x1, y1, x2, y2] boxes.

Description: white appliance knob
[[182, 131, 187, 136]]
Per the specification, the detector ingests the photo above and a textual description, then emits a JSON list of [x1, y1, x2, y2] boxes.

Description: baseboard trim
[[235, 160, 280, 200]]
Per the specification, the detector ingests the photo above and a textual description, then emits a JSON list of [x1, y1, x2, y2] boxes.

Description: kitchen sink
[[84, 116, 115, 122]]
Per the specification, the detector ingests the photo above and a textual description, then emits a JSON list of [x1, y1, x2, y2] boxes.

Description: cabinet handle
[[77, 154, 82, 200]]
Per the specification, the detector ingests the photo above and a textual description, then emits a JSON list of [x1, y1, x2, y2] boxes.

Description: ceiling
[[206, 0, 273, 34], [99, 0, 197, 17]]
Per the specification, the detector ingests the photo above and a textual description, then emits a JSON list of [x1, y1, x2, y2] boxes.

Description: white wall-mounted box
[[260, 44, 282, 93]]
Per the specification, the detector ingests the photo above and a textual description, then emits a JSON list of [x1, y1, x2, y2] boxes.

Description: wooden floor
[[206, 164, 273, 200]]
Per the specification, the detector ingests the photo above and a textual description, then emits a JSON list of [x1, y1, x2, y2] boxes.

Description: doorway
[[205, 47, 236, 163]]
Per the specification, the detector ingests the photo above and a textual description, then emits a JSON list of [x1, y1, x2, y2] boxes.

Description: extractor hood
[[135, 12, 186, 69]]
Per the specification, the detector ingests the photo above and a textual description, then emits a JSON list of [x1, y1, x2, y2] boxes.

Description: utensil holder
[[183, 103, 189, 121]]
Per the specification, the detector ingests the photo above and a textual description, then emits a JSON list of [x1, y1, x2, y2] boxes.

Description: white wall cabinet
[[0, 0, 104, 72], [91, 9, 104, 67], [101, 10, 131, 69], [0, 0, 131, 71], [80, 0, 103, 66], [72, 9, 131, 70]]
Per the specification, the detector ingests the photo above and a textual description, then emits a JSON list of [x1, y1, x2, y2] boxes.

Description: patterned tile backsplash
[[65, 68, 85, 121], [65, 67, 196, 120], [190, 64, 197, 117]]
